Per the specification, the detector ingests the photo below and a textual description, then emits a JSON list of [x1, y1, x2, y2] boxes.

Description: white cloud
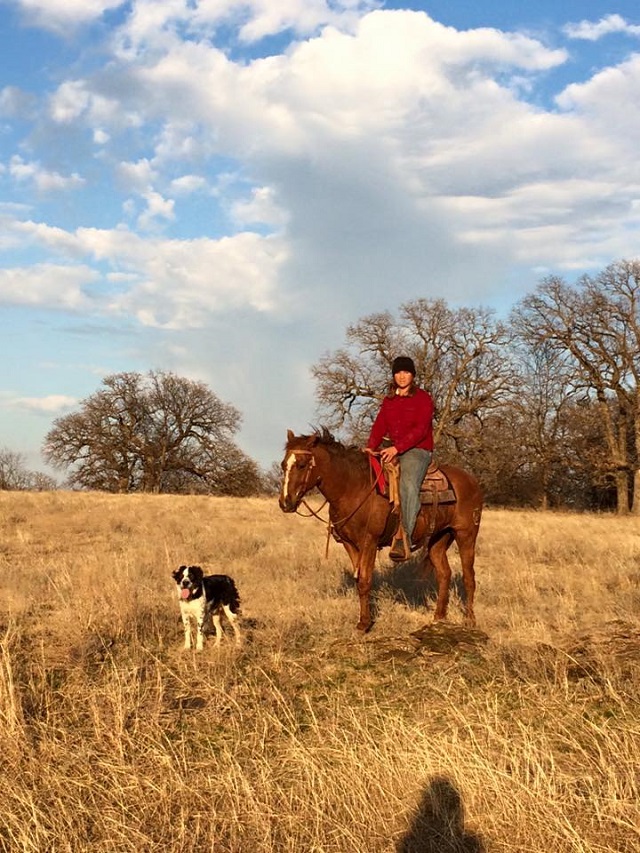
[[0, 263, 98, 310], [136, 190, 175, 230], [564, 14, 640, 41], [0, 217, 288, 326], [7, 7, 639, 311], [111, 0, 376, 53], [8, 156, 85, 193], [117, 158, 157, 192], [49, 80, 91, 123], [104, 231, 288, 326], [14, 0, 126, 32], [170, 175, 208, 194], [556, 55, 640, 147], [10, 395, 78, 414], [231, 186, 288, 228], [211, 0, 377, 43]]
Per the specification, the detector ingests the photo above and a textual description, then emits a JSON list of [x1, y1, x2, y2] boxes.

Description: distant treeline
[[312, 259, 640, 514]]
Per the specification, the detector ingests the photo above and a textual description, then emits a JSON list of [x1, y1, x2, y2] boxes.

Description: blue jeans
[[398, 448, 431, 540]]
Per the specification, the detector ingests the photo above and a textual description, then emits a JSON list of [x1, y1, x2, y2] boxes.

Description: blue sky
[[1, 0, 640, 476]]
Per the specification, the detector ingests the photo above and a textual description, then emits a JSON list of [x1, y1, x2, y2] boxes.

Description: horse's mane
[[287, 426, 369, 473]]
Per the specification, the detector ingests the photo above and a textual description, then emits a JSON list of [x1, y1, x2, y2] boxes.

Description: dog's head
[[172, 565, 204, 601]]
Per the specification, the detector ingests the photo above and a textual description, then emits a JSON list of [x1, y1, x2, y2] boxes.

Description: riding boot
[[389, 537, 408, 561]]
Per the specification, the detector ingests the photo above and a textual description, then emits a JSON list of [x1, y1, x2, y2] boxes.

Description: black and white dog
[[172, 565, 242, 651]]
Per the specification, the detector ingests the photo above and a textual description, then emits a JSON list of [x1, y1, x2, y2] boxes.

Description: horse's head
[[279, 429, 321, 512]]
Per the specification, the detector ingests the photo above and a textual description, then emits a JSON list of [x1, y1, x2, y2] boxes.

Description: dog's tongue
[[180, 588, 191, 600]]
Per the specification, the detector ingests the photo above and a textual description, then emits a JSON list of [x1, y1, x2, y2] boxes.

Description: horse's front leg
[[343, 540, 377, 632]]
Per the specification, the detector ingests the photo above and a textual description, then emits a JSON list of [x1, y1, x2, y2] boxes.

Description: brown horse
[[279, 428, 483, 633]]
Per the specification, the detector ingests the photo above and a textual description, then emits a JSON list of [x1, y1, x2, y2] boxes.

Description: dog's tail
[[225, 577, 241, 613]]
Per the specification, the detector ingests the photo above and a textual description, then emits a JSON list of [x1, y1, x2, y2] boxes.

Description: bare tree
[[0, 448, 57, 491], [511, 341, 579, 509], [0, 448, 32, 490], [43, 370, 257, 494], [512, 260, 640, 514], [312, 298, 516, 461]]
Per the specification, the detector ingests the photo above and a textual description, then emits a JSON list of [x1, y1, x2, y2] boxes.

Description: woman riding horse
[[366, 355, 434, 561], [279, 427, 483, 633]]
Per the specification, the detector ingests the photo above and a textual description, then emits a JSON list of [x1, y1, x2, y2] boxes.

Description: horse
[[279, 428, 483, 633]]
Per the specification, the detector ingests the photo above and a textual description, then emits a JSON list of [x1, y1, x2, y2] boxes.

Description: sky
[[1, 0, 640, 477]]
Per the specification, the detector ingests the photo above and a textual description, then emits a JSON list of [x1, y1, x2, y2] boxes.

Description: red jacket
[[367, 387, 434, 455]]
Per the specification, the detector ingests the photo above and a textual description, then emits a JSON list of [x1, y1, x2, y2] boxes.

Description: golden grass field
[[0, 490, 639, 852]]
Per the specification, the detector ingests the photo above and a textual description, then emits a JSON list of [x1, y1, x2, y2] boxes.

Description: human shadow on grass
[[397, 776, 485, 853]]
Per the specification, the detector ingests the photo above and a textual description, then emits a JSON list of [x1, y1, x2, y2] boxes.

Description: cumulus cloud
[[5, 6, 640, 314], [170, 175, 207, 194], [0, 217, 288, 326], [556, 55, 640, 146], [564, 14, 640, 41], [8, 156, 85, 193], [231, 186, 288, 228], [110, 0, 376, 53], [136, 190, 176, 231], [13, 0, 126, 32], [0, 263, 98, 310], [117, 159, 157, 192]]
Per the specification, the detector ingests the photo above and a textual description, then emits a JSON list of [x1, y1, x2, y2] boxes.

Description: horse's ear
[[287, 429, 294, 442]]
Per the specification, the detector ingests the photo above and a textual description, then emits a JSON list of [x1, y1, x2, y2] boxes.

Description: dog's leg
[[211, 611, 223, 647], [196, 611, 207, 651], [222, 604, 242, 646], [181, 613, 192, 650]]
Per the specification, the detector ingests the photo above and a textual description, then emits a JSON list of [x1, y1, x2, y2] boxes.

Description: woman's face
[[393, 370, 414, 392]]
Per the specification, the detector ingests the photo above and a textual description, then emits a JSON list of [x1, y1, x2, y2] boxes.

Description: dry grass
[[0, 492, 639, 852]]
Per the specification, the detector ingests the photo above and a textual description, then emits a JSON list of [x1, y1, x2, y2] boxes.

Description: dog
[[172, 564, 242, 651]]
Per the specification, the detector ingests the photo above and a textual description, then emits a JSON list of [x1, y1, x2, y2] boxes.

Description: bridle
[[284, 446, 382, 557], [284, 449, 321, 507]]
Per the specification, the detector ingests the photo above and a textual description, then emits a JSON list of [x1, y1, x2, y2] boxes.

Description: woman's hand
[[380, 445, 399, 463]]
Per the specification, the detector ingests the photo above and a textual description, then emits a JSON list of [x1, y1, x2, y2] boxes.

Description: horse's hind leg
[[427, 532, 454, 622], [455, 527, 478, 627]]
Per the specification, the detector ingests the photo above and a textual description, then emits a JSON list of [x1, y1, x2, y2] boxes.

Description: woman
[[366, 356, 434, 560]]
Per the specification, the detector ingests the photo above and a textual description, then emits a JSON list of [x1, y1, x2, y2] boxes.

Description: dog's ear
[[172, 566, 185, 581], [190, 565, 204, 580]]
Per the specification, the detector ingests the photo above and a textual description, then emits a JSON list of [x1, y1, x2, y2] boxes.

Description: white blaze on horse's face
[[279, 449, 314, 512]]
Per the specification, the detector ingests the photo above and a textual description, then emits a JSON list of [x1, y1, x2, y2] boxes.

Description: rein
[[289, 447, 381, 558]]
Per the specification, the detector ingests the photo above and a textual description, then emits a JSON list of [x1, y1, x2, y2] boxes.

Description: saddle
[[369, 456, 456, 505], [420, 461, 456, 504]]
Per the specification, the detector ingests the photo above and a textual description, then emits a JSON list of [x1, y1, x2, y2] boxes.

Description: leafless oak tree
[[512, 260, 640, 514], [43, 370, 260, 494], [312, 298, 515, 458]]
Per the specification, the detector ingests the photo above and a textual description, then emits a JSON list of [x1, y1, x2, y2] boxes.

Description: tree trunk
[[615, 469, 630, 514], [631, 468, 640, 515]]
